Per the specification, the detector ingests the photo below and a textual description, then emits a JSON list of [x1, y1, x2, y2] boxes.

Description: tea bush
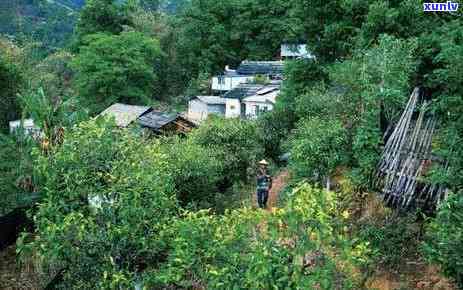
[[160, 136, 224, 208], [144, 184, 368, 289], [190, 116, 264, 187], [423, 193, 463, 287], [20, 118, 178, 289]]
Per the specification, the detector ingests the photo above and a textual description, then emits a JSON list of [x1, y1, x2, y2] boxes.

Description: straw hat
[[258, 159, 269, 166]]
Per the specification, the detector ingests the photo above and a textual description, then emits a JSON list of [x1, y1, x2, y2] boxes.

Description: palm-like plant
[[19, 88, 87, 150]]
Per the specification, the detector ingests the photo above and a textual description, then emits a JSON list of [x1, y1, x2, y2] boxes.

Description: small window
[[230, 105, 236, 110], [256, 105, 268, 116], [218, 76, 225, 85]]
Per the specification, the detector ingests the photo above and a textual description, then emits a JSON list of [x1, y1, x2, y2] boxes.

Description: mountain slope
[[0, 0, 83, 50]]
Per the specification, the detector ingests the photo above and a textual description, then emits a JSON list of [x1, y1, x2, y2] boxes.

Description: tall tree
[[72, 32, 163, 114], [0, 45, 23, 132], [75, 0, 131, 46]]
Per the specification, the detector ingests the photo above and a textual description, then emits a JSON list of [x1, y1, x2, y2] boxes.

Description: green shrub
[[0, 133, 36, 215], [145, 183, 367, 289], [423, 193, 463, 287], [357, 213, 419, 270], [20, 118, 178, 289], [287, 117, 348, 184], [190, 116, 264, 187], [160, 136, 223, 208], [0, 50, 23, 132]]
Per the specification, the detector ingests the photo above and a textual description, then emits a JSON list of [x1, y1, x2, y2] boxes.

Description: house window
[[230, 105, 236, 110], [256, 105, 268, 116], [218, 76, 225, 85]]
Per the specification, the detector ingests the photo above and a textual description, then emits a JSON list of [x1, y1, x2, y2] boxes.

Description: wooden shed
[[138, 110, 197, 135]]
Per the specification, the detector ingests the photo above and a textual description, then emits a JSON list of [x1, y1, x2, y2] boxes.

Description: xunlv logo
[[423, 1, 459, 11]]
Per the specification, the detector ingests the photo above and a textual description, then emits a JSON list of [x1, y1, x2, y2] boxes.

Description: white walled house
[[225, 98, 241, 118], [242, 87, 280, 119], [188, 96, 241, 122], [9, 119, 42, 138], [212, 73, 254, 92]]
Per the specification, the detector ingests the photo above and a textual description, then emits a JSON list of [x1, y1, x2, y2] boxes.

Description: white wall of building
[[189, 98, 232, 122], [188, 99, 209, 121], [212, 75, 254, 91], [225, 99, 241, 118], [243, 101, 274, 119]]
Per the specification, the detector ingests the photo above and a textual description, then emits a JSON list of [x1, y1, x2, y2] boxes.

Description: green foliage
[[328, 34, 417, 125], [423, 193, 463, 287], [0, 0, 80, 53], [357, 213, 419, 270], [350, 113, 382, 189], [278, 59, 328, 119], [259, 60, 328, 161], [20, 118, 178, 288], [72, 31, 163, 114], [424, 20, 463, 191], [30, 51, 75, 101], [160, 136, 223, 208], [190, 117, 264, 186], [75, 0, 131, 45], [287, 117, 347, 183], [256, 108, 293, 161], [0, 133, 36, 215], [168, 0, 298, 83], [291, 35, 417, 189], [145, 184, 365, 289], [0, 49, 23, 132], [19, 88, 85, 145]]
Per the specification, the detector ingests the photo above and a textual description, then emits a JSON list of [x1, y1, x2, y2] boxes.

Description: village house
[[99, 103, 196, 135], [191, 43, 312, 121], [187, 96, 240, 121], [138, 110, 196, 135], [211, 60, 284, 93], [211, 66, 255, 92], [188, 82, 281, 121], [9, 119, 42, 139], [242, 85, 280, 119], [99, 103, 151, 127]]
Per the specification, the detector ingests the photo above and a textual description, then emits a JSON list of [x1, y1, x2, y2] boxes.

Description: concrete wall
[[225, 99, 241, 118], [212, 75, 254, 91], [188, 99, 227, 121], [188, 99, 209, 121], [244, 101, 274, 119]]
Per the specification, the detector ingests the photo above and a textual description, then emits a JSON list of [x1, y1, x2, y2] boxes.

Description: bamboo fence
[[376, 88, 447, 210]]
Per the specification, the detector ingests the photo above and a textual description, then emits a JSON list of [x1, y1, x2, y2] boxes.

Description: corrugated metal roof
[[196, 96, 228, 105], [99, 103, 151, 127], [237, 61, 284, 76], [256, 86, 279, 95], [243, 89, 279, 104], [138, 110, 177, 130], [223, 83, 265, 100]]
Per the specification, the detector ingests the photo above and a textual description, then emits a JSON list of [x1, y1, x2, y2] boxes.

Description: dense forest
[[0, 0, 462, 289]]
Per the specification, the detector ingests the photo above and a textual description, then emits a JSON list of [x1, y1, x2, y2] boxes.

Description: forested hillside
[[0, 0, 462, 289]]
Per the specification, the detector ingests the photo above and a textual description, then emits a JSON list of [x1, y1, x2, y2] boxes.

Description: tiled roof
[[223, 83, 265, 100], [138, 110, 177, 130], [195, 96, 228, 105], [243, 89, 279, 104], [99, 103, 151, 127], [236, 61, 284, 76]]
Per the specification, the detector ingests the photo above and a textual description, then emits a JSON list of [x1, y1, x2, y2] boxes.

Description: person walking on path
[[256, 159, 272, 209]]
